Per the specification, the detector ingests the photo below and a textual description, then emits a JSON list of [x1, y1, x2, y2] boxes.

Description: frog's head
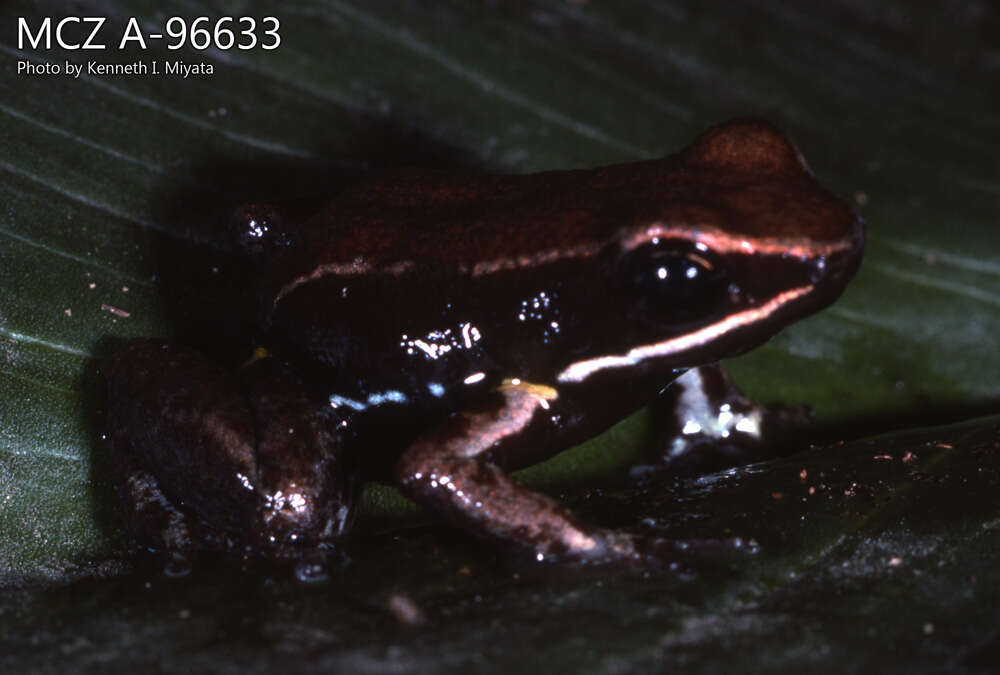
[[557, 119, 865, 384]]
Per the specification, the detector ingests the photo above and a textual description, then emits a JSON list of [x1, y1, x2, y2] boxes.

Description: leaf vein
[[0, 326, 90, 359], [0, 224, 151, 285], [330, 0, 649, 157], [0, 160, 167, 234], [875, 235, 1000, 278], [0, 102, 165, 174], [874, 263, 1000, 308]]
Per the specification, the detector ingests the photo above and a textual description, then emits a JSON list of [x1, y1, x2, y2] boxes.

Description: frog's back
[[291, 165, 641, 277], [284, 119, 854, 285]]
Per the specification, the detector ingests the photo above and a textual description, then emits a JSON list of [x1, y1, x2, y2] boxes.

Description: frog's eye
[[618, 243, 729, 320]]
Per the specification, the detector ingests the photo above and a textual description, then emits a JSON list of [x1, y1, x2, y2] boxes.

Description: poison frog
[[103, 119, 864, 568]]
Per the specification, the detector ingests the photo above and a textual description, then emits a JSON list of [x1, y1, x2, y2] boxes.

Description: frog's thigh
[[105, 339, 260, 544], [105, 339, 357, 551], [394, 388, 635, 564]]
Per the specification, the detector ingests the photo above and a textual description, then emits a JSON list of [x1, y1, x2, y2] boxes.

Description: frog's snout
[[824, 212, 866, 288]]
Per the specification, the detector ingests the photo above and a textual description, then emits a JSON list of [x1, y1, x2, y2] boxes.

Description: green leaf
[[5, 414, 1000, 672]]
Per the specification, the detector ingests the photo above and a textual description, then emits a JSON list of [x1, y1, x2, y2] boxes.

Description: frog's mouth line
[[556, 284, 815, 383]]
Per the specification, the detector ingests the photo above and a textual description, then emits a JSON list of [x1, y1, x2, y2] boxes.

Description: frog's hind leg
[[241, 354, 359, 550], [394, 384, 638, 566], [103, 339, 357, 558], [108, 435, 221, 558], [104, 339, 260, 555]]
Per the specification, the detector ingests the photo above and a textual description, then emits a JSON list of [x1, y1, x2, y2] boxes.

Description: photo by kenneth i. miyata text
[[17, 59, 213, 78]]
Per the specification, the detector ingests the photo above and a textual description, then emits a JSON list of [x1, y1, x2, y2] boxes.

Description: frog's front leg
[[643, 364, 811, 478], [104, 339, 357, 558], [395, 382, 642, 565]]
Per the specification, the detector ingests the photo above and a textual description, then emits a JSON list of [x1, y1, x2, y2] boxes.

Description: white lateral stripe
[[556, 285, 815, 382]]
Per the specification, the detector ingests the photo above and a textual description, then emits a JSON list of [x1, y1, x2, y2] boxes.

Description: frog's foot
[[635, 364, 811, 482], [103, 339, 357, 560], [109, 437, 225, 557]]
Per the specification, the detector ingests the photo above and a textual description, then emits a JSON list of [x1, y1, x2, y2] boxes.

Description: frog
[[102, 118, 864, 570]]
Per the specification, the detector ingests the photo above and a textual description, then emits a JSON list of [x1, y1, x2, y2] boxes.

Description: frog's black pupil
[[620, 244, 729, 321]]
